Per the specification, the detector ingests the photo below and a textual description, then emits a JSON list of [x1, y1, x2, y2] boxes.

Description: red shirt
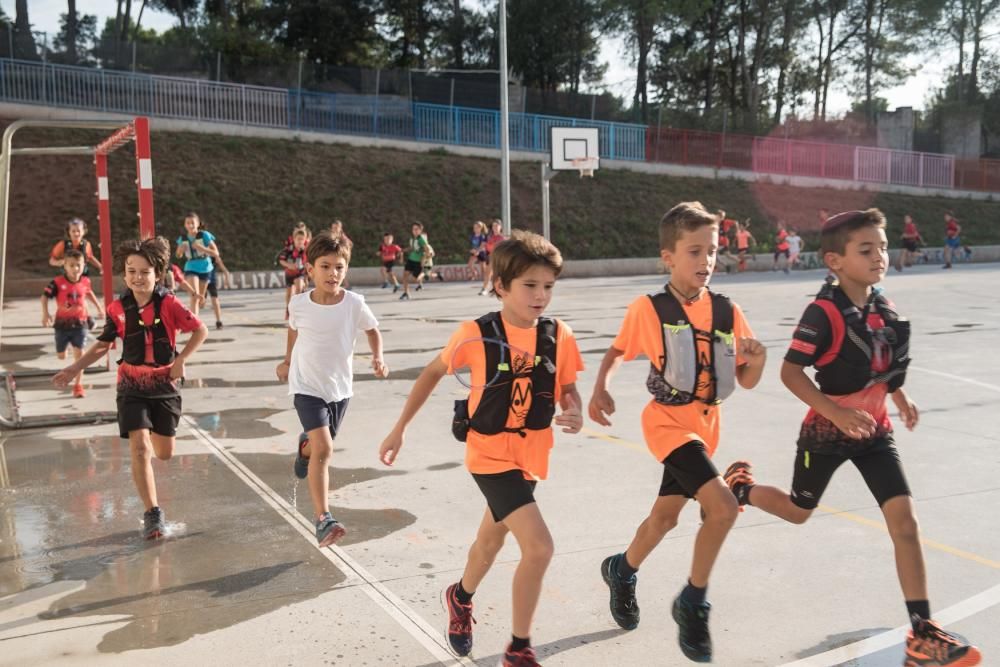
[[903, 222, 917, 237], [776, 229, 790, 251], [485, 233, 506, 253], [380, 243, 402, 263], [43, 276, 92, 329], [97, 291, 203, 397], [278, 247, 307, 278], [945, 220, 959, 238]]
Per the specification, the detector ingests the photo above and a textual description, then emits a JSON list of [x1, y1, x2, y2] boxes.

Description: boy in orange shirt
[[379, 231, 584, 666], [589, 201, 766, 663]]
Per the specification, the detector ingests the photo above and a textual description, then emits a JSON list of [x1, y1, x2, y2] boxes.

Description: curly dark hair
[[113, 236, 170, 277]]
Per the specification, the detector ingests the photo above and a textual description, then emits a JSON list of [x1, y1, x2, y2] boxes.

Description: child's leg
[[285, 285, 292, 307], [689, 479, 739, 587], [303, 425, 334, 520], [188, 275, 202, 313], [744, 448, 844, 524], [460, 508, 510, 594], [502, 502, 554, 640], [211, 296, 222, 323], [129, 429, 160, 510], [882, 495, 927, 600], [623, 494, 687, 568], [72, 345, 84, 385]]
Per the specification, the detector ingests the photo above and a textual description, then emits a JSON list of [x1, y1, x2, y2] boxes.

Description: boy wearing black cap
[[721, 209, 981, 667]]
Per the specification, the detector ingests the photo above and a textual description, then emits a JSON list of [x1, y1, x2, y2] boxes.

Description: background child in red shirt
[[41, 249, 102, 397]]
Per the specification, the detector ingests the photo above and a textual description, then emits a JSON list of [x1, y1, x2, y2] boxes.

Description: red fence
[[955, 158, 1000, 192]]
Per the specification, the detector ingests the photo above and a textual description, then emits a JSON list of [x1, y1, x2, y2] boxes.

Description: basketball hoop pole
[[498, 0, 512, 235], [541, 163, 559, 241]]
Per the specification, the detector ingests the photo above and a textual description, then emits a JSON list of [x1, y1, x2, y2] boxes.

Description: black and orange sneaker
[[600, 553, 639, 630], [723, 460, 755, 508], [501, 643, 540, 666], [672, 594, 712, 663], [905, 617, 981, 666], [443, 583, 475, 657], [143, 506, 165, 540]]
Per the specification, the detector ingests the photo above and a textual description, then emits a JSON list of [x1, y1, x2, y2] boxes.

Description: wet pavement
[[1, 266, 998, 666]]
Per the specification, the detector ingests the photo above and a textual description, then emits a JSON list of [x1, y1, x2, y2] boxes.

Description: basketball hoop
[[571, 157, 598, 178]]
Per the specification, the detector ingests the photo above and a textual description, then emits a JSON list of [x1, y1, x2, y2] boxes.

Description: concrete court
[[0, 263, 997, 667]]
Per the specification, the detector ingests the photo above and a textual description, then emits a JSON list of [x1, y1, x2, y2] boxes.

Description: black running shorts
[[404, 259, 424, 279], [117, 394, 182, 438], [659, 441, 720, 498], [790, 435, 911, 510], [472, 469, 538, 522]]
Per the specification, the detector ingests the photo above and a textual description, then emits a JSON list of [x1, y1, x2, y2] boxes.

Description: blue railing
[[0, 58, 646, 161]]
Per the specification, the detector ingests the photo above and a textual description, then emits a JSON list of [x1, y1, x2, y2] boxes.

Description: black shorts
[[476, 250, 488, 263], [54, 327, 87, 353], [903, 239, 919, 252], [284, 272, 304, 287], [293, 394, 350, 438], [404, 259, 423, 278], [117, 394, 182, 438], [382, 261, 396, 272], [659, 441, 720, 498], [472, 469, 538, 522], [206, 270, 219, 297], [790, 435, 911, 510], [774, 249, 790, 259]]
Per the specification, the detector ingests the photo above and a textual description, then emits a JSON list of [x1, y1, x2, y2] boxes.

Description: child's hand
[[588, 388, 616, 426], [169, 360, 186, 381], [275, 362, 289, 383], [891, 390, 919, 430], [740, 337, 767, 366], [555, 393, 583, 434], [197, 294, 206, 307], [830, 406, 877, 439], [52, 366, 76, 388], [379, 428, 403, 466], [371, 356, 389, 378], [42, 314, 53, 327]]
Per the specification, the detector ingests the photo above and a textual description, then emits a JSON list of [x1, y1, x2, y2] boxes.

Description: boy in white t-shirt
[[276, 230, 389, 547], [786, 229, 803, 269]]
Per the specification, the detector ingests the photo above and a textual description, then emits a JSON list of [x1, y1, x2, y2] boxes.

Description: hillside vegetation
[[4, 121, 999, 279]]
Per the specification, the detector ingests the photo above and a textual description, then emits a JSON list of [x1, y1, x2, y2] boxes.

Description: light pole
[[498, 0, 511, 235]]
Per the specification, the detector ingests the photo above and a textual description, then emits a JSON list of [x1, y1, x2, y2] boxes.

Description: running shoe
[[381, 282, 389, 289], [501, 644, 540, 667], [415, 284, 423, 291], [294, 432, 309, 480], [904, 617, 982, 666], [216, 320, 223, 330], [143, 506, 165, 540], [672, 594, 712, 663], [315, 512, 346, 547], [478, 289, 489, 296], [436, 273, 444, 282], [393, 284, 400, 293], [722, 460, 755, 508], [443, 583, 475, 656], [72, 383, 85, 398], [600, 553, 639, 630], [399, 293, 410, 301]]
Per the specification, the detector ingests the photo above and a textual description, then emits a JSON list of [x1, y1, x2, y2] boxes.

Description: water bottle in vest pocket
[[662, 322, 698, 392]]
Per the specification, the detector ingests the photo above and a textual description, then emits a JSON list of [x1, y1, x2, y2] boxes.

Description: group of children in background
[[42, 203, 982, 666]]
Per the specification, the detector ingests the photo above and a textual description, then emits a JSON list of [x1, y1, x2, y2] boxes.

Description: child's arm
[[49, 254, 64, 267], [40, 294, 53, 327], [85, 291, 102, 317], [780, 360, 876, 439], [890, 387, 919, 431], [275, 327, 298, 382], [175, 241, 187, 258], [736, 338, 767, 389], [588, 346, 625, 426], [365, 328, 389, 378], [379, 357, 449, 465], [555, 384, 583, 434], [88, 254, 103, 273], [194, 239, 220, 258], [179, 277, 206, 306], [53, 340, 111, 386], [170, 324, 209, 380]]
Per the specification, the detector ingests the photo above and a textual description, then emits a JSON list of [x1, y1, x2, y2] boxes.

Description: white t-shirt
[[288, 289, 378, 403], [787, 234, 802, 254]]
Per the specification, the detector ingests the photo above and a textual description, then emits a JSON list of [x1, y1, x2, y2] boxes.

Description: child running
[[175, 212, 219, 316], [479, 219, 506, 295], [378, 231, 402, 292], [379, 231, 584, 666], [49, 217, 102, 276], [276, 230, 388, 547], [896, 214, 925, 271], [735, 220, 755, 272], [41, 249, 102, 398], [399, 222, 428, 301], [588, 202, 766, 663], [772, 220, 791, 273], [722, 209, 981, 667], [53, 237, 208, 539], [419, 232, 444, 285], [786, 228, 803, 270], [467, 220, 489, 280], [942, 212, 970, 269], [279, 230, 310, 316]]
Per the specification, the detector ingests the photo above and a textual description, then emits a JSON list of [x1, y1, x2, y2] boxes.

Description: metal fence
[[5, 57, 1000, 191]]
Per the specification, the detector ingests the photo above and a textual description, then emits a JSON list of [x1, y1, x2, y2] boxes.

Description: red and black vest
[[812, 282, 910, 395], [119, 287, 176, 367], [461, 312, 558, 439]]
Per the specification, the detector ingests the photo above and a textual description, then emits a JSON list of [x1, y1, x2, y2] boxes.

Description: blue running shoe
[[294, 432, 309, 480], [316, 512, 346, 548]]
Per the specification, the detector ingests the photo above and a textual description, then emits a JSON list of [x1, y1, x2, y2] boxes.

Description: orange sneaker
[[905, 618, 982, 666], [722, 460, 755, 509], [72, 383, 85, 398]]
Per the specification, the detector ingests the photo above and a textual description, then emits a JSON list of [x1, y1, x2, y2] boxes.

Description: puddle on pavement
[[0, 430, 416, 654], [188, 408, 284, 439], [183, 377, 282, 389], [0, 342, 46, 365], [355, 366, 424, 381]]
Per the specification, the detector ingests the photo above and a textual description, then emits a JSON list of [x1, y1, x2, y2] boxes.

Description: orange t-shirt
[[612, 292, 754, 461], [439, 316, 584, 480], [50, 239, 95, 261]]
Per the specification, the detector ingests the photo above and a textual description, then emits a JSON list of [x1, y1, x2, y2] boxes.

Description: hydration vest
[[811, 282, 909, 395], [452, 312, 558, 441], [183, 231, 209, 259], [646, 288, 737, 406], [119, 287, 176, 367]]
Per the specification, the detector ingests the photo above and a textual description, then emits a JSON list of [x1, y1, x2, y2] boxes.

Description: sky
[[10, 0, 956, 116]]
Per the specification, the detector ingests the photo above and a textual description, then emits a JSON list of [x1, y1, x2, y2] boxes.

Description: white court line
[[181, 416, 472, 667], [777, 582, 1000, 666], [910, 365, 1000, 393]]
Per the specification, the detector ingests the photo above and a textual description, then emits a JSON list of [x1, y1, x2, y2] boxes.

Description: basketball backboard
[[550, 126, 600, 172]]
